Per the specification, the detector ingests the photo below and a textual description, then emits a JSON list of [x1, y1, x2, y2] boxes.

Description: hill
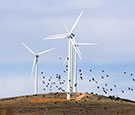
[[0, 92, 135, 115]]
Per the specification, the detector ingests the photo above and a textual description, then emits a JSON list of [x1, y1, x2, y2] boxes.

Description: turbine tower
[[43, 11, 83, 100], [22, 42, 55, 94]]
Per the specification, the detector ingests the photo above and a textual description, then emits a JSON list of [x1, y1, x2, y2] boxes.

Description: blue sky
[[1, 0, 135, 100]]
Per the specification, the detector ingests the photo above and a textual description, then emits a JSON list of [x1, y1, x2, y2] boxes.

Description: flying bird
[[106, 75, 109, 77], [79, 69, 82, 72], [80, 76, 83, 80], [114, 84, 117, 87], [102, 70, 104, 72], [101, 76, 104, 79]]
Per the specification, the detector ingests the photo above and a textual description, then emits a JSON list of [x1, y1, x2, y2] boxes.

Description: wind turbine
[[22, 42, 55, 94], [64, 25, 98, 93], [43, 11, 83, 100], [73, 42, 98, 93]]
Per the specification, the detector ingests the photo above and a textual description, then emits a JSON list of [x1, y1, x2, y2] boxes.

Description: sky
[[1, 0, 135, 100]]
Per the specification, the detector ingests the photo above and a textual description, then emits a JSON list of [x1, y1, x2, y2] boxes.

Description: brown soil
[[0, 92, 135, 115]]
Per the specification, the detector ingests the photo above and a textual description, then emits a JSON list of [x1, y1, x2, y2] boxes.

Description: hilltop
[[0, 92, 135, 115]]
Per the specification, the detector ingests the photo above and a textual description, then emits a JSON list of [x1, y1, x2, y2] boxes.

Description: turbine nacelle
[[22, 42, 55, 77], [68, 33, 75, 39], [70, 33, 75, 38], [36, 55, 39, 58]]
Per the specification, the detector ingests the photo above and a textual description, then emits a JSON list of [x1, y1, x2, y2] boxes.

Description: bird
[[89, 69, 92, 72], [74, 83, 77, 87], [124, 72, 126, 74], [63, 70, 66, 73], [102, 70, 104, 72], [62, 89, 65, 92], [92, 78, 95, 81], [132, 78, 135, 81], [48, 79, 51, 81], [80, 76, 83, 80], [42, 80, 45, 84], [130, 73, 133, 76], [101, 76, 104, 79], [41, 72, 43, 74], [110, 88, 112, 91], [43, 76, 45, 79], [106, 75, 109, 77], [79, 69, 82, 72], [121, 90, 124, 93], [59, 57, 62, 60]]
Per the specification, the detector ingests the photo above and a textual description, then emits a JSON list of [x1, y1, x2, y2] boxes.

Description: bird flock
[[40, 62, 135, 100]]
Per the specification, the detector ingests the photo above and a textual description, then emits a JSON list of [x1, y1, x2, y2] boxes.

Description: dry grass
[[29, 98, 70, 103], [1, 93, 135, 115]]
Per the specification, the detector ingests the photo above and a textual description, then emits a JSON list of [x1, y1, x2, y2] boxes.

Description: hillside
[[0, 92, 135, 115]]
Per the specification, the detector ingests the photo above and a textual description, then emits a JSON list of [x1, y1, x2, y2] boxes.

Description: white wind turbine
[[63, 34, 98, 92], [73, 42, 98, 93], [64, 25, 98, 93], [43, 11, 83, 100], [22, 42, 55, 94]]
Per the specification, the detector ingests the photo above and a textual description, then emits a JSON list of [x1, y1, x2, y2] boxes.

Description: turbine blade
[[31, 57, 36, 77], [77, 43, 98, 46], [70, 38, 82, 60], [76, 46, 81, 55], [72, 38, 81, 55], [38, 48, 56, 55], [22, 42, 36, 55], [63, 57, 67, 65], [69, 11, 83, 35], [64, 25, 70, 33], [48, 34, 68, 37], [43, 35, 68, 40]]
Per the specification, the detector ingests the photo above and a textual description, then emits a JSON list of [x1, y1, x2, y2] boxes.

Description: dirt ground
[[0, 92, 135, 115]]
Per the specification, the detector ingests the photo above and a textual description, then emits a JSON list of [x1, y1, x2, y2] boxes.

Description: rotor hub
[[71, 33, 75, 37], [36, 55, 39, 58]]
